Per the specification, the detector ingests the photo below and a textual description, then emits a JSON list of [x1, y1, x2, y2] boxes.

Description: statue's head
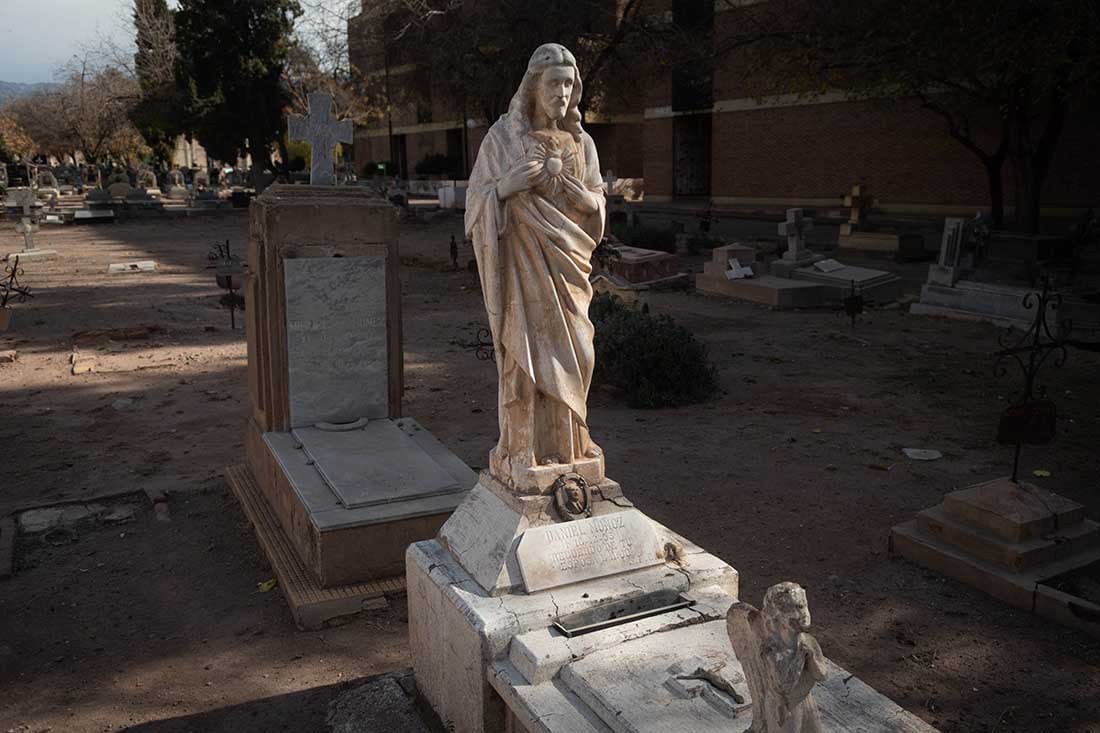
[[762, 582, 811, 634], [508, 43, 584, 142]]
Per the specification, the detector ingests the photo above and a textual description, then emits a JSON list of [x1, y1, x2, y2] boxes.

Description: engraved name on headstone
[[516, 509, 664, 592], [284, 256, 388, 427]]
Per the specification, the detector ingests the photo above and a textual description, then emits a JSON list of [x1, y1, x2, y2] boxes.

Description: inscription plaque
[[516, 510, 665, 593], [284, 256, 387, 427]]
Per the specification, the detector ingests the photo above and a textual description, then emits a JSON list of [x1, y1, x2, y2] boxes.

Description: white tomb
[[408, 43, 933, 733]]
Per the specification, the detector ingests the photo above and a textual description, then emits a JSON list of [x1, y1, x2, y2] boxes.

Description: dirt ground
[[1, 212, 1098, 732]]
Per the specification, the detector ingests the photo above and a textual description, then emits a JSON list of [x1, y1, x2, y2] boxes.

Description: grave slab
[[5, 249, 57, 262], [790, 262, 902, 302], [292, 419, 464, 509], [697, 274, 825, 308], [489, 590, 939, 733], [108, 260, 157, 274]]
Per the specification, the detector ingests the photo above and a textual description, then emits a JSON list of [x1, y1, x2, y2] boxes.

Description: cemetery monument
[[225, 93, 473, 628], [166, 170, 189, 200], [289, 92, 353, 186], [7, 188, 57, 262], [406, 44, 933, 733]]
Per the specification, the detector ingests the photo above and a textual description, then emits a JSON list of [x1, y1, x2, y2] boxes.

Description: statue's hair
[[763, 582, 808, 620], [506, 43, 585, 142]]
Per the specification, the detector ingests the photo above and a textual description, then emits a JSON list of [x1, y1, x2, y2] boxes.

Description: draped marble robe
[[465, 107, 606, 487]]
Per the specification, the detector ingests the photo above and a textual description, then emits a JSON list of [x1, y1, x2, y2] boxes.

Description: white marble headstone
[[284, 256, 388, 427], [515, 509, 665, 592]]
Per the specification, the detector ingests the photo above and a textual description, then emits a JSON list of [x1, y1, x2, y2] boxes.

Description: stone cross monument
[[288, 92, 353, 186], [779, 208, 814, 261], [14, 189, 38, 253]]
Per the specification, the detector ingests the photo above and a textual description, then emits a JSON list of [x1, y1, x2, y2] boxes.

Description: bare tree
[[0, 115, 37, 163], [52, 57, 144, 164], [288, 0, 385, 124], [3, 91, 72, 162]]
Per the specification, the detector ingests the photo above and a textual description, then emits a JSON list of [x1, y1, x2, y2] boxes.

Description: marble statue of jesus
[[465, 43, 606, 490]]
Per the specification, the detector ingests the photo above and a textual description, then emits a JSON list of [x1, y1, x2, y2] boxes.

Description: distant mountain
[[0, 81, 55, 106]]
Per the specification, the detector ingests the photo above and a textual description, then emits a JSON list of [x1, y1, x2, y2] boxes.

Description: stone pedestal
[[892, 477, 1100, 638], [411, 480, 940, 732], [696, 244, 827, 308], [408, 516, 740, 732], [237, 185, 472, 602]]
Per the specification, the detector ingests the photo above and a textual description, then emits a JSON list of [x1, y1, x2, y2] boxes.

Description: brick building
[[346, 3, 645, 182], [348, 1, 1099, 217]]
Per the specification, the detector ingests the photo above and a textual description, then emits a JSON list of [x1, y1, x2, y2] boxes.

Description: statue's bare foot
[[584, 444, 603, 459], [539, 453, 564, 466]]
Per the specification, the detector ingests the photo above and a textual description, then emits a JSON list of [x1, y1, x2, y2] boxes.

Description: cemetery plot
[[0, 215, 1097, 731]]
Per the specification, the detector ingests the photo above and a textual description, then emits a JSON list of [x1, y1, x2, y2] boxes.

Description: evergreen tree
[[175, 0, 302, 172], [131, 0, 183, 166]]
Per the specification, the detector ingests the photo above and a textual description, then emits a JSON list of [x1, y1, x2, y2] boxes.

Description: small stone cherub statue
[[726, 582, 827, 732]]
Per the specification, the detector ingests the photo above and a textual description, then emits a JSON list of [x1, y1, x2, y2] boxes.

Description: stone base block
[[490, 449, 605, 494], [5, 249, 57, 262], [408, 528, 739, 733], [696, 273, 826, 308], [226, 463, 404, 629], [437, 472, 639, 596], [891, 477, 1100, 638], [942, 477, 1085, 543], [910, 280, 1037, 330], [245, 417, 473, 587]]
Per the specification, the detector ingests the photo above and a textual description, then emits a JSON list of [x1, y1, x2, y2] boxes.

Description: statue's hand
[[497, 159, 541, 200], [562, 173, 600, 214]]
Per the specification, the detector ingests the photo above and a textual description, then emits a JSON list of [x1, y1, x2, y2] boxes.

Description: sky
[[0, 0, 137, 83]]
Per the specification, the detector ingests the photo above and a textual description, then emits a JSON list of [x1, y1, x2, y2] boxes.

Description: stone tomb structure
[[892, 477, 1100, 639], [407, 44, 932, 733], [166, 170, 189, 200], [908, 217, 1075, 330], [75, 189, 116, 224], [836, 184, 926, 258], [230, 185, 473, 627], [697, 243, 827, 308]]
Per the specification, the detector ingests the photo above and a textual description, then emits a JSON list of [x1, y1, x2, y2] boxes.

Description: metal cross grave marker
[[288, 92, 353, 186]]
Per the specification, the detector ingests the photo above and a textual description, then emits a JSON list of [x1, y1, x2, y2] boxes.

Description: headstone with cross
[[14, 189, 38, 253], [778, 208, 814, 261], [840, 184, 875, 236], [288, 92, 353, 186]]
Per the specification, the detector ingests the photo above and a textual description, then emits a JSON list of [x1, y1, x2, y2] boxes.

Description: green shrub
[[609, 221, 678, 253], [590, 294, 719, 408], [414, 153, 458, 177], [687, 234, 720, 255]]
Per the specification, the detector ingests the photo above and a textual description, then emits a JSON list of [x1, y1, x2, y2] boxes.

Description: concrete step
[[917, 504, 1100, 573]]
